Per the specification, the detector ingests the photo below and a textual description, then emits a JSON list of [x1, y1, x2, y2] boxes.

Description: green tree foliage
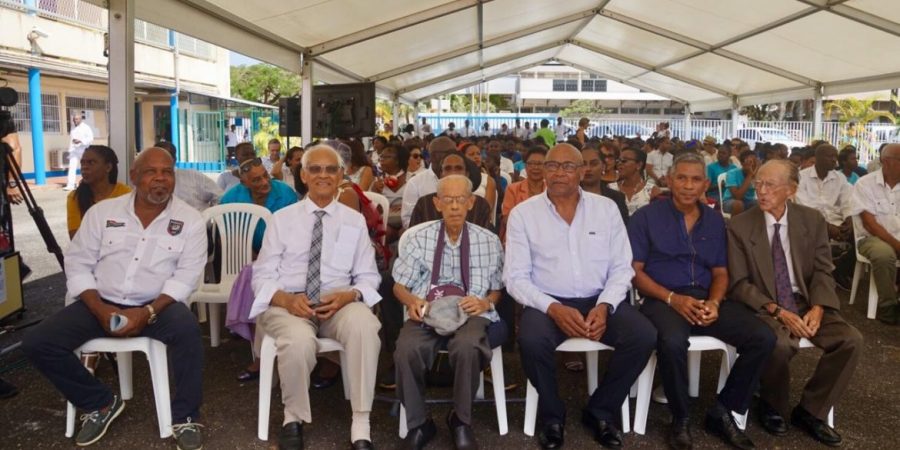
[[230, 64, 300, 105], [559, 99, 608, 118]]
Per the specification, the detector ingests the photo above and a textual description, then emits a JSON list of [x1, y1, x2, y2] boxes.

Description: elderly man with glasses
[[409, 153, 493, 230], [250, 145, 383, 450], [506, 144, 656, 450], [220, 157, 297, 253], [393, 174, 505, 450]]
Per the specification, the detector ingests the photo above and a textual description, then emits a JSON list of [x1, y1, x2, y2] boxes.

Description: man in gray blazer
[[727, 159, 862, 448]]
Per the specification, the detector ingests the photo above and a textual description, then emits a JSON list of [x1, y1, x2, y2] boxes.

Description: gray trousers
[[858, 236, 898, 316], [394, 317, 491, 429]]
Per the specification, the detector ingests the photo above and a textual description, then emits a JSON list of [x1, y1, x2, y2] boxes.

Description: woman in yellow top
[[66, 145, 131, 239]]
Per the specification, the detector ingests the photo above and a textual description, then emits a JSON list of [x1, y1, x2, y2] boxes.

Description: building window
[[66, 96, 108, 112], [581, 79, 607, 92], [3, 92, 61, 133], [177, 34, 216, 60], [620, 107, 639, 114], [664, 108, 684, 115], [135, 20, 170, 47], [552, 79, 578, 92]]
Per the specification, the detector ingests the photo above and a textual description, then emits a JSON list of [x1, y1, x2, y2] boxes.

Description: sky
[[230, 51, 260, 66]]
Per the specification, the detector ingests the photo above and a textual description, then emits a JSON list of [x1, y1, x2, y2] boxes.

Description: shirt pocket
[[150, 236, 185, 268], [330, 225, 361, 272], [99, 231, 127, 260], [872, 198, 893, 216]]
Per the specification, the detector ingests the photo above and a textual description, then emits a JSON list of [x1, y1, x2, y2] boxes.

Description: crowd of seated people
[[17, 117, 900, 450]]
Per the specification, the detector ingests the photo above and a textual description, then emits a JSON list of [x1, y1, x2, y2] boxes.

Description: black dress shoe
[[538, 423, 565, 449], [447, 410, 478, 450], [278, 422, 304, 450], [704, 404, 755, 450], [669, 417, 693, 450], [351, 439, 374, 449], [791, 406, 842, 447], [758, 400, 788, 436], [311, 372, 338, 389], [406, 418, 437, 450], [581, 410, 623, 449], [0, 378, 18, 399]]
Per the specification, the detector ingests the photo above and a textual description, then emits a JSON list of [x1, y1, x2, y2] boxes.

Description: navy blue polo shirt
[[627, 198, 727, 293]]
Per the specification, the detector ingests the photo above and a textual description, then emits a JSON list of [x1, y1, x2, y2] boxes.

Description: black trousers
[[640, 290, 776, 420], [518, 298, 656, 426], [23, 300, 204, 423]]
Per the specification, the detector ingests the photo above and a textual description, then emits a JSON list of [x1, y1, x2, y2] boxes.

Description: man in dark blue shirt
[[628, 153, 775, 450]]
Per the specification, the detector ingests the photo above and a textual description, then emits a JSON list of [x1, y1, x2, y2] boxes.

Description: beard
[[145, 188, 171, 205]]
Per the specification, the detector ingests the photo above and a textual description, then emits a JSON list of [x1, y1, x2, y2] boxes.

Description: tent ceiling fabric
[[138, 0, 900, 110]]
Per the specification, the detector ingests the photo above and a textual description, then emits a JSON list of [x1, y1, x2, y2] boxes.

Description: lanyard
[[429, 221, 470, 293]]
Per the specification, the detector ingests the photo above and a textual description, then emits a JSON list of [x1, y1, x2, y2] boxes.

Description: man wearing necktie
[[250, 145, 383, 450], [727, 160, 863, 448]]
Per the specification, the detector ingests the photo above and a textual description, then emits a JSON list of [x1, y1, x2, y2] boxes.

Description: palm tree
[[825, 98, 895, 159]]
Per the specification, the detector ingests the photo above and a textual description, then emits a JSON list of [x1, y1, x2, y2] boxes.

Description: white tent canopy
[[116, 0, 900, 112]]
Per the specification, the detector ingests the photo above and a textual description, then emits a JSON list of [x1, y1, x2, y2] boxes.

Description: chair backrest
[[717, 172, 730, 218], [364, 191, 391, 246], [203, 203, 272, 284], [398, 220, 439, 258]]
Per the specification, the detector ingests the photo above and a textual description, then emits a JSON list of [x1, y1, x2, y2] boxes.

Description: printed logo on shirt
[[167, 219, 184, 236], [106, 220, 125, 228]]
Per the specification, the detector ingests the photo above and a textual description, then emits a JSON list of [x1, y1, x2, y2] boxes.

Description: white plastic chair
[[65, 338, 172, 439], [257, 334, 350, 441], [524, 338, 656, 436], [189, 203, 272, 347], [717, 172, 731, 219], [364, 191, 390, 246], [398, 346, 508, 438], [849, 215, 899, 319], [631, 336, 735, 435]]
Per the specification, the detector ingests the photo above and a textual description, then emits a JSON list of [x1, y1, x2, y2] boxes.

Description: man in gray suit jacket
[[727, 159, 862, 448]]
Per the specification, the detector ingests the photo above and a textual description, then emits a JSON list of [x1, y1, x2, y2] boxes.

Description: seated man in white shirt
[[849, 144, 900, 324], [24, 148, 207, 449], [646, 137, 674, 188], [505, 143, 657, 450], [250, 145, 382, 450], [401, 137, 458, 228], [393, 174, 505, 450]]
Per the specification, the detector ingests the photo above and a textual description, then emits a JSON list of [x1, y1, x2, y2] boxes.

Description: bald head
[[882, 143, 900, 178], [130, 147, 175, 206], [133, 147, 174, 172], [883, 143, 900, 159], [758, 159, 799, 187], [547, 143, 583, 163]]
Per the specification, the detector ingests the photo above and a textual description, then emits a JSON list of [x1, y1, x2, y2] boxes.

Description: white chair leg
[[867, 274, 878, 319], [688, 351, 701, 398], [620, 396, 631, 434], [716, 348, 734, 394], [339, 350, 351, 401], [524, 380, 538, 436], [65, 401, 76, 438], [209, 303, 222, 347], [827, 407, 834, 428], [117, 351, 134, 400], [490, 347, 508, 435], [850, 262, 864, 305], [258, 335, 276, 441], [147, 342, 173, 438], [476, 372, 485, 400], [586, 351, 599, 394], [632, 354, 657, 435], [399, 404, 408, 438], [196, 302, 208, 323]]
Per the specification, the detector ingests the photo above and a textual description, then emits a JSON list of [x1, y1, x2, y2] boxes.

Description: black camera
[[0, 86, 18, 139]]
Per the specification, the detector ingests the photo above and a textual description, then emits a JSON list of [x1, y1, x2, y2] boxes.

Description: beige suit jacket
[[726, 203, 840, 312]]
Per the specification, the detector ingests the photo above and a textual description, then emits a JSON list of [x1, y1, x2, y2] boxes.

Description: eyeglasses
[[525, 160, 544, 167], [543, 161, 583, 173], [752, 180, 787, 191], [239, 157, 263, 174], [438, 195, 471, 205], [442, 164, 466, 173], [617, 158, 638, 164], [410, 153, 422, 159], [305, 164, 341, 175]]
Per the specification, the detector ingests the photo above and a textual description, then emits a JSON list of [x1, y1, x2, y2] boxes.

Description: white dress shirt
[[647, 150, 674, 179], [795, 166, 852, 226], [175, 169, 223, 212], [250, 198, 382, 319], [217, 170, 241, 192], [504, 190, 634, 313], [764, 206, 800, 293], [849, 169, 900, 239], [68, 122, 94, 158], [400, 169, 438, 228], [459, 126, 475, 138], [554, 124, 570, 142], [514, 127, 530, 140], [500, 156, 515, 177], [65, 193, 206, 306]]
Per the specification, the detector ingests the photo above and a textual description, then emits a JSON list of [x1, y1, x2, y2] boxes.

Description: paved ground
[[1, 184, 898, 449]]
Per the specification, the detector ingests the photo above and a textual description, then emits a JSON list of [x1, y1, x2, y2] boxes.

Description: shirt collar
[[875, 169, 886, 187], [763, 204, 789, 229], [125, 191, 176, 226], [301, 196, 339, 216]]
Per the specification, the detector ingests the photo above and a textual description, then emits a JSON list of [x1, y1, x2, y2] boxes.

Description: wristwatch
[[770, 305, 783, 320], [145, 304, 158, 324]]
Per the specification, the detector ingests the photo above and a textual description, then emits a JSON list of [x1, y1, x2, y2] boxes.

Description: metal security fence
[[0, 0, 107, 29]]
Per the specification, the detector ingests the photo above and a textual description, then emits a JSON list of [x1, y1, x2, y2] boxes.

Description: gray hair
[[669, 152, 707, 178], [760, 159, 799, 187], [301, 144, 345, 170], [436, 174, 473, 196]]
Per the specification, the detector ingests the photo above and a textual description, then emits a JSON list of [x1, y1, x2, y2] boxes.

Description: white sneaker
[[652, 385, 668, 404]]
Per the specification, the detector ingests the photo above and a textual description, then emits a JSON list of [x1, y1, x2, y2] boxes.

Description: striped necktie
[[306, 210, 326, 304]]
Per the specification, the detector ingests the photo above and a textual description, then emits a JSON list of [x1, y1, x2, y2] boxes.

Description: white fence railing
[[418, 114, 897, 164]]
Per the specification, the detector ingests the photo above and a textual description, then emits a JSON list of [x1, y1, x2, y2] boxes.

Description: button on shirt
[[850, 169, 900, 239], [628, 198, 727, 293], [65, 193, 207, 306], [504, 190, 634, 313], [249, 198, 382, 319], [795, 166, 852, 226], [400, 169, 439, 228], [393, 221, 504, 321], [765, 208, 800, 293]]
